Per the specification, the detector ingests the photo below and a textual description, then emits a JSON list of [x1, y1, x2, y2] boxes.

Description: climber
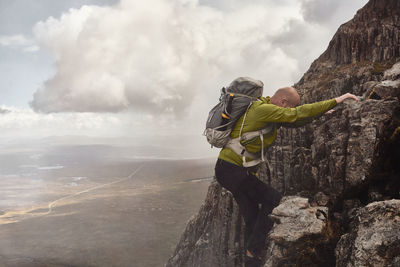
[[214, 86, 359, 267]]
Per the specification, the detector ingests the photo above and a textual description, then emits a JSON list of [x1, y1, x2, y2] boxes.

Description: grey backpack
[[204, 77, 264, 148]]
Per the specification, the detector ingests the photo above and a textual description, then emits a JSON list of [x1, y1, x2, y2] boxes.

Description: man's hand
[[335, 93, 359, 104]]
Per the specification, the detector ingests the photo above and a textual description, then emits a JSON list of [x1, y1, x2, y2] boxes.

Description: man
[[214, 86, 359, 266]]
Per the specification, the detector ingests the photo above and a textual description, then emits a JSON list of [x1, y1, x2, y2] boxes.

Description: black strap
[[265, 161, 272, 186]]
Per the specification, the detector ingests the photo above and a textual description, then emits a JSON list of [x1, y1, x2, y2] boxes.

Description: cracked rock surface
[[264, 196, 330, 267], [335, 199, 400, 267], [268, 196, 328, 243]]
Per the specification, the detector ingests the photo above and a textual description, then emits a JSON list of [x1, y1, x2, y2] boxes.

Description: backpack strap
[[225, 138, 262, 167], [225, 91, 259, 100], [225, 101, 275, 168], [226, 128, 274, 167], [226, 138, 259, 159], [240, 124, 275, 144]]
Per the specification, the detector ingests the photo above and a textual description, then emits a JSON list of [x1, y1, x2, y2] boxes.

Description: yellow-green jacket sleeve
[[254, 98, 337, 124]]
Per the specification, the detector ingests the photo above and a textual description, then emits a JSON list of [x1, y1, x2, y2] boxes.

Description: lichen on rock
[[269, 196, 328, 243], [335, 199, 400, 267], [264, 196, 332, 266]]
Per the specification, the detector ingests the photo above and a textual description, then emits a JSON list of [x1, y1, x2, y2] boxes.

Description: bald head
[[270, 86, 300, 108]]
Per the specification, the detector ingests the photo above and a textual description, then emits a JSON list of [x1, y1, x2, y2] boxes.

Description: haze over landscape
[[0, 140, 214, 266]]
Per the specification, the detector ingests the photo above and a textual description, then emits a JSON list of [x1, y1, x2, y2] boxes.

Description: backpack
[[204, 77, 264, 148]]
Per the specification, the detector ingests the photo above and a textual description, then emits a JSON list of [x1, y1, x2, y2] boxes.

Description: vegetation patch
[[372, 60, 397, 75]]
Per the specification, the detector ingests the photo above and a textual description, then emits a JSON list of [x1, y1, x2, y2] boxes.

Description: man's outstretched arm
[[282, 93, 360, 127], [255, 93, 359, 126]]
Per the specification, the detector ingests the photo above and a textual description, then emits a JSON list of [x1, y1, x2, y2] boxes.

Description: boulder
[[335, 199, 400, 267], [264, 196, 332, 266]]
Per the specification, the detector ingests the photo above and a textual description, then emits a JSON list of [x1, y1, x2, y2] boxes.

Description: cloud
[[29, 0, 369, 123], [270, 18, 330, 74], [299, 0, 339, 24], [0, 105, 209, 154], [30, 0, 305, 116], [23, 45, 40, 52], [299, 0, 368, 26], [0, 34, 30, 46], [0, 34, 39, 53], [0, 106, 124, 137], [0, 105, 217, 159], [0, 107, 11, 114]]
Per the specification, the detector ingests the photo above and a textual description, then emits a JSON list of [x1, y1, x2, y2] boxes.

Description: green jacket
[[218, 96, 337, 167]]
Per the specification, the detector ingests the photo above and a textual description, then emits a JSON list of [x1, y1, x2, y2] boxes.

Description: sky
[[0, 0, 368, 154]]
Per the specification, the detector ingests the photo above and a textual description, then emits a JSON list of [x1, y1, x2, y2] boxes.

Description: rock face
[[268, 196, 328, 243], [335, 199, 400, 267], [166, 0, 400, 266], [166, 181, 245, 267], [268, 98, 398, 201], [264, 196, 330, 267], [319, 0, 400, 65]]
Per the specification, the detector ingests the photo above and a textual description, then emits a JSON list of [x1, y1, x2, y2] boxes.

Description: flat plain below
[[0, 143, 214, 267]]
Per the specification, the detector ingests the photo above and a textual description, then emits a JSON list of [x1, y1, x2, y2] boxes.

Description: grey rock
[[269, 196, 328, 243], [264, 196, 331, 267], [268, 98, 397, 202], [384, 62, 400, 80], [313, 191, 330, 206], [335, 199, 400, 267], [165, 180, 246, 267], [318, 0, 400, 65]]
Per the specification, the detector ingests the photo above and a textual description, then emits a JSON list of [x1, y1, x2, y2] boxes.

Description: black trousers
[[215, 158, 281, 257]]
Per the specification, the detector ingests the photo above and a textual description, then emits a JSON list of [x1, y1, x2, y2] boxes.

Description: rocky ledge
[[335, 199, 400, 267]]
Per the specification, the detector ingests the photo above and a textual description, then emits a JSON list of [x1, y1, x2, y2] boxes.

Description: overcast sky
[[0, 0, 368, 153]]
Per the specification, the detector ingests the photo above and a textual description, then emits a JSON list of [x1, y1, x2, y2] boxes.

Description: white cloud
[[0, 34, 39, 53], [299, 0, 340, 24], [299, 0, 368, 27], [0, 102, 201, 138], [0, 106, 123, 138], [0, 34, 31, 46], [23, 0, 369, 140], [0, 105, 213, 159], [30, 0, 307, 116], [0, 105, 217, 159], [0, 107, 11, 114], [23, 45, 40, 52]]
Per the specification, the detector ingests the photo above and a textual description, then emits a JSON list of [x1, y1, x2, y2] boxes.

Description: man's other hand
[[335, 93, 359, 104]]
